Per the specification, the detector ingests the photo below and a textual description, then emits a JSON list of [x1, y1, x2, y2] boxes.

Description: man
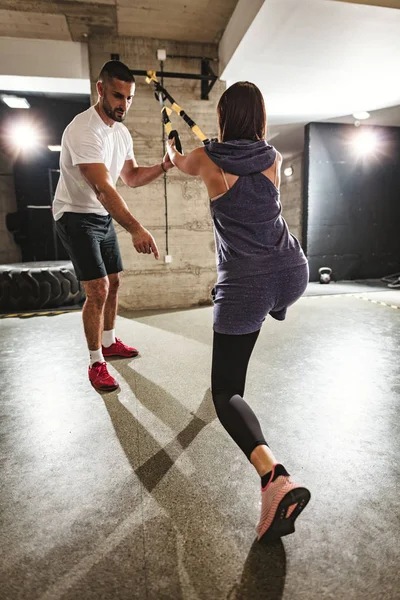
[[54, 60, 173, 391]]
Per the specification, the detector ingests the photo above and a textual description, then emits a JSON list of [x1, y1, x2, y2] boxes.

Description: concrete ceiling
[[0, 0, 238, 43], [220, 0, 400, 156]]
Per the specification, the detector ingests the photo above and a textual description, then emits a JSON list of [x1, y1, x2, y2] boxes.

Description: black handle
[[168, 130, 182, 154]]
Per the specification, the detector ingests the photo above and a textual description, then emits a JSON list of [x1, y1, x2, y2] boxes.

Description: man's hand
[[131, 225, 159, 259]]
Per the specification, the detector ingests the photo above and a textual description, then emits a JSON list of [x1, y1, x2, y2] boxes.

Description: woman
[[167, 81, 310, 542]]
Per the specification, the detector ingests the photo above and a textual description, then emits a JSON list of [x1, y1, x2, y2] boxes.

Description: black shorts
[[55, 212, 123, 281]]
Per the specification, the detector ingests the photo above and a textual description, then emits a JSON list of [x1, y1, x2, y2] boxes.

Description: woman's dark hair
[[217, 81, 266, 142], [98, 60, 135, 85]]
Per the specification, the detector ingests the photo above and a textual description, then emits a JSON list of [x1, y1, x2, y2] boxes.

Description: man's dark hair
[[98, 60, 135, 85], [217, 81, 266, 142]]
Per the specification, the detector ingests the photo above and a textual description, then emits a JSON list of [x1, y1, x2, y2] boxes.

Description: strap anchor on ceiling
[[110, 54, 218, 101]]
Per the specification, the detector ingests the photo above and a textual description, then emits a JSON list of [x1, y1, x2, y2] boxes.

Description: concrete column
[[88, 36, 225, 310], [280, 153, 304, 245]]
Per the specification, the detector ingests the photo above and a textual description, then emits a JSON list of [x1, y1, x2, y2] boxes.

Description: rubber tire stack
[[0, 261, 85, 311]]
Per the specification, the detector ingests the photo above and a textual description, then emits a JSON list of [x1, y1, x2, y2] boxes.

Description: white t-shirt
[[53, 106, 134, 221]]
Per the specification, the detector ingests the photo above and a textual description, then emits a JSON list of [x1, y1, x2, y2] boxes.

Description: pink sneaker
[[102, 338, 139, 358], [256, 464, 310, 542], [88, 362, 119, 391]]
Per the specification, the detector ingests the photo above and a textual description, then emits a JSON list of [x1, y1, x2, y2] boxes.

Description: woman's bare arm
[[166, 141, 205, 176]]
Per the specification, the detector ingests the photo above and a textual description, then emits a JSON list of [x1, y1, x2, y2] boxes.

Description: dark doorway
[[303, 122, 400, 281], [0, 92, 90, 261]]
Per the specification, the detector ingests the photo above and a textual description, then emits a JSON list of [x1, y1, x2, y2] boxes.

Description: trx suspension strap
[[146, 70, 211, 149], [156, 84, 183, 154]]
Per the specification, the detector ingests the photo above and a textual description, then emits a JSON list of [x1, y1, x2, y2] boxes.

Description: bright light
[[353, 129, 377, 155], [11, 124, 40, 150], [352, 111, 370, 120], [48, 145, 62, 152], [283, 166, 293, 177], [1, 95, 30, 109]]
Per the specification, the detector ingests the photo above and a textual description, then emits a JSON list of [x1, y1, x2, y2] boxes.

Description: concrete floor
[[1, 290, 399, 599]]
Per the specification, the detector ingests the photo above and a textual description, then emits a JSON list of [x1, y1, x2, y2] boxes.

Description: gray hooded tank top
[[205, 139, 307, 283]]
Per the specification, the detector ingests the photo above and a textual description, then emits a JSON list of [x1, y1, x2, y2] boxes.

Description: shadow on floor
[[99, 360, 287, 599], [104, 358, 216, 491], [230, 539, 286, 600]]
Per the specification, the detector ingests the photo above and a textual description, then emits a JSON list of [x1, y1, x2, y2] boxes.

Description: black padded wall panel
[[303, 122, 400, 281]]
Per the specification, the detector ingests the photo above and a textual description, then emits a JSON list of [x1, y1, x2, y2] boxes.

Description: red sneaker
[[102, 338, 139, 358], [88, 361, 119, 391]]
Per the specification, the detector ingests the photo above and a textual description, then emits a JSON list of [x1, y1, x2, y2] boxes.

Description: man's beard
[[103, 95, 125, 122]]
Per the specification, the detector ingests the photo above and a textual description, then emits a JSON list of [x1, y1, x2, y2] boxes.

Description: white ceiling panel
[[222, 0, 400, 125]]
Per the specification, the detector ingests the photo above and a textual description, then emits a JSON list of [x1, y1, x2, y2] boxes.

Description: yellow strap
[[146, 70, 158, 84], [171, 102, 183, 114], [145, 71, 207, 142], [164, 122, 172, 134], [191, 125, 207, 141]]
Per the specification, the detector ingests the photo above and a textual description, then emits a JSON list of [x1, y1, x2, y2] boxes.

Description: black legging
[[211, 330, 268, 460]]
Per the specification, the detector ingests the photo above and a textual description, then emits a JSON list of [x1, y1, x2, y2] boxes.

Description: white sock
[[89, 348, 104, 367], [102, 329, 116, 348]]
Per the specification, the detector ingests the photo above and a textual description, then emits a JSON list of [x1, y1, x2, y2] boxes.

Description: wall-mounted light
[[48, 145, 62, 152], [352, 111, 370, 120], [283, 166, 294, 177], [1, 95, 30, 109], [353, 129, 378, 155], [10, 124, 40, 150]]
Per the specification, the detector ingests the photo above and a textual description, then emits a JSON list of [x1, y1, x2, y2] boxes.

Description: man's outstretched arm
[[120, 152, 173, 188], [78, 162, 159, 258]]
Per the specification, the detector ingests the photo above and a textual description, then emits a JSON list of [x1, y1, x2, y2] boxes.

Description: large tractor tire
[[0, 261, 85, 311]]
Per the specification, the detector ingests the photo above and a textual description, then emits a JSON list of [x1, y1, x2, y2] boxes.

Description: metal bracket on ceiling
[[109, 54, 218, 100], [200, 59, 217, 100]]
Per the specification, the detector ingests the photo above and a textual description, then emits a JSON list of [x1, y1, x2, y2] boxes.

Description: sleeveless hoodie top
[[205, 139, 307, 283]]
